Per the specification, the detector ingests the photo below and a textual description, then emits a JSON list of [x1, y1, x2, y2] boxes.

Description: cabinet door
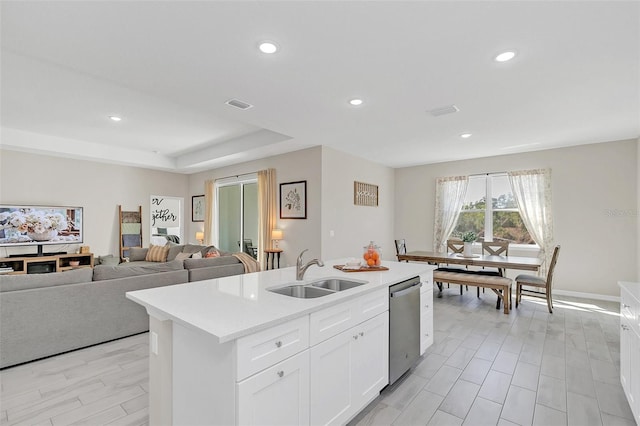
[[353, 312, 389, 407], [630, 328, 640, 424], [237, 350, 309, 426], [420, 277, 434, 355], [309, 326, 354, 426], [621, 317, 631, 396]]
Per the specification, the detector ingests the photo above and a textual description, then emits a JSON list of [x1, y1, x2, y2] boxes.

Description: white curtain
[[258, 168, 277, 271], [508, 168, 554, 276], [203, 179, 216, 246], [433, 176, 469, 252]]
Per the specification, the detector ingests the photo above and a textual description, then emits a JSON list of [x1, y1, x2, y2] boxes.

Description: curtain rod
[[469, 171, 507, 177], [216, 171, 259, 181]]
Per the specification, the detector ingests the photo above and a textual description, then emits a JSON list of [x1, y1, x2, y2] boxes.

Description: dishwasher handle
[[390, 282, 422, 298]]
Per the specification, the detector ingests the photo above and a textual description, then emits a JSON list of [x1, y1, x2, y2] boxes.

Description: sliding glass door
[[216, 177, 258, 258]]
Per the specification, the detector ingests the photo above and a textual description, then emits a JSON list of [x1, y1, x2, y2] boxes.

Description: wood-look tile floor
[[1, 288, 634, 426]]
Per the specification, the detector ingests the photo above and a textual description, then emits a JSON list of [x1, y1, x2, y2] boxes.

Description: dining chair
[[476, 240, 510, 301], [442, 239, 468, 294], [394, 239, 407, 261], [515, 245, 561, 313]]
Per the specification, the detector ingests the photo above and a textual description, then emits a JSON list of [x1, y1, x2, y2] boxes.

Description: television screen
[[0, 205, 83, 247]]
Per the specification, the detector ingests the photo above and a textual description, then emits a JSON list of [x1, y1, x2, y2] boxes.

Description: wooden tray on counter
[[333, 265, 389, 272]]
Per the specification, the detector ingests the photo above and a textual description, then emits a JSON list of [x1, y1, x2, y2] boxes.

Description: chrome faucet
[[296, 249, 324, 280]]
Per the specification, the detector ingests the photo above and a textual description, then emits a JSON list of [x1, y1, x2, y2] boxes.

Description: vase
[[27, 229, 57, 241], [463, 242, 473, 257]]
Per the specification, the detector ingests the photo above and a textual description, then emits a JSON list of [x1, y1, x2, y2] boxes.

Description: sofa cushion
[[183, 244, 206, 255], [129, 247, 148, 262], [183, 255, 241, 270], [174, 252, 192, 261], [98, 254, 120, 266], [166, 243, 185, 261], [145, 244, 170, 262], [0, 268, 94, 293], [93, 259, 184, 281]]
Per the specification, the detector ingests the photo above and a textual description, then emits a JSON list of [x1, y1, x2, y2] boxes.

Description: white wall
[[394, 139, 638, 298], [187, 147, 322, 268], [321, 147, 395, 261], [638, 138, 640, 280], [0, 150, 188, 257]]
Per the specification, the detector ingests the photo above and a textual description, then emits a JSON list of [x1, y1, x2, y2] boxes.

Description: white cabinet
[[620, 282, 640, 425], [420, 272, 434, 354], [310, 312, 389, 426], [237, 350, 310, 426]]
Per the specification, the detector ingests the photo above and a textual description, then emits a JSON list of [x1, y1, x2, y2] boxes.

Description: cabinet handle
[[275, 340, 282, 348], [621, 324, 630, 331], [623, 304, 630, 308], [277, 370, 284, 378], [359, 331, 364, 337], [353, 335, 358, 340], [424, 304, 429, 308]]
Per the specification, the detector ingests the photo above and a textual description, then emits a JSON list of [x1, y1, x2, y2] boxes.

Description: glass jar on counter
[[363, 241, 381, 267]]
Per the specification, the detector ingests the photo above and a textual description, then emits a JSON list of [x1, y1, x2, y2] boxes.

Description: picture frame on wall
[[280, 181, 307, 219], [192, 195, 205, 222]]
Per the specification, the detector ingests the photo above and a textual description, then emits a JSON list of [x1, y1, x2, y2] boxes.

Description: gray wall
[[394, 139, 638, 297], [0, 150, 188, 257]]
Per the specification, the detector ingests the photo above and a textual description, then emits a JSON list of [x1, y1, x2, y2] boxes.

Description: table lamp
[[195, 231, 204, 245], [271, 229, 283, 248]]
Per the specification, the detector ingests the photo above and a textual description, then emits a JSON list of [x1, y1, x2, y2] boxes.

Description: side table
[[264, 249, 283, 270]]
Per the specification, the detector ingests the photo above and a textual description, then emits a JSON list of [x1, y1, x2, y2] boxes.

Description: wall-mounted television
[[0, 205, 83, 256]]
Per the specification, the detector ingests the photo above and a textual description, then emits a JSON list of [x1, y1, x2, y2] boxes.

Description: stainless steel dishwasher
[[388, 276, 422, 385]]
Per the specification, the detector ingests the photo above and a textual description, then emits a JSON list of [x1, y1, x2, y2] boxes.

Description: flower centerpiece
[[0, 209, 68, 241], [460, 231, 477, 257]]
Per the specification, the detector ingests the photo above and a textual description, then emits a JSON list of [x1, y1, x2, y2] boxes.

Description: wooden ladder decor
[[119, 205, 143, 261]]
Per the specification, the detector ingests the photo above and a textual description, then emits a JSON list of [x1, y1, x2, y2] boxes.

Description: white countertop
[[619, 281, 640, 303], [126, 259, 435, 343]]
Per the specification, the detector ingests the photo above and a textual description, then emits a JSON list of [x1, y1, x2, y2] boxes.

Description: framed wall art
[[354, 181, 379, 206], [192, 195, 205, 222], [280, 181, 307, 219]]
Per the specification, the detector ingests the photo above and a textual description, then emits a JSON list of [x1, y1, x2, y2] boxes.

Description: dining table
[[396, 250, 542, 272], [397, 250, 543, 308]]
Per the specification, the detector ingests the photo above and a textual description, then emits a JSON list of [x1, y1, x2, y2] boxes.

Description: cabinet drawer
[[420, 312, 434, 354], [420, 272, 433, 293], [237, 316, 309, 380], [621, 289, 640, 335], [310, 288, 388, 346], [421, 287, 433, 312]]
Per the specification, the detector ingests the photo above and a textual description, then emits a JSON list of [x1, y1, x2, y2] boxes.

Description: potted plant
[[461, 231, 477, 257]]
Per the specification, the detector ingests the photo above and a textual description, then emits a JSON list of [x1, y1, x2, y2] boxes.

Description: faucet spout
[[296, 249, 325, 280]]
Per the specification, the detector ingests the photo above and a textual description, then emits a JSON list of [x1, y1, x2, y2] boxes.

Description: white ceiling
[[1, 1, 638, 174]]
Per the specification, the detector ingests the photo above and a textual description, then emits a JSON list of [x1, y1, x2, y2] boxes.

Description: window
[[453, 174, 535, 245], [215, 175, 258, 257]]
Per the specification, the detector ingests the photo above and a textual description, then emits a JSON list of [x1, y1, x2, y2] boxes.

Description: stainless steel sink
[[269, 285, 335, 298], [310, 279, 365, 291], [268, 278, 366, 298]]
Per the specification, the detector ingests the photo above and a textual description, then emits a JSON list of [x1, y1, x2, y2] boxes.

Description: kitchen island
[[127, 259, 435, 425]]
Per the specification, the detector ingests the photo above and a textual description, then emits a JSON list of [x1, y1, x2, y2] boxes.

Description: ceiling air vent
[[429, 105, 459, 117], [225, 99, 253, 110]]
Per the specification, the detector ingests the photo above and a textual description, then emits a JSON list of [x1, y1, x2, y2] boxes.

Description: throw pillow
[[145, 244, 170, 262], [205, 250, 220, 258], [174, 252, 192, 261], [129, 247, 148, 262], [191, 251, 202, 259]]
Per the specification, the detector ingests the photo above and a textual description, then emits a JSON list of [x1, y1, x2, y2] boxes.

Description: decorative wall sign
[[354, 181, 379, 206], [150, 195, 184, 243], [192, 195, 205, 222], [280, 181, 307, 219]]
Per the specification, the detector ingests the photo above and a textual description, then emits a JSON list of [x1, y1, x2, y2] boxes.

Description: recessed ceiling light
[[258, 41, 278, 54], [460, 133, 472, 139], [349, 99, 363, 106], [495, 51, 516, 62], [108, 115, 122, 122]]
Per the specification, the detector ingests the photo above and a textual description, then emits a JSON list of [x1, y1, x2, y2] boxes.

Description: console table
[[0, 253, 94, 275], [264, 249, 282, 270]]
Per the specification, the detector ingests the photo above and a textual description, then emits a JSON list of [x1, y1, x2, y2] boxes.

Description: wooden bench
[[433, 270, 513, 314]]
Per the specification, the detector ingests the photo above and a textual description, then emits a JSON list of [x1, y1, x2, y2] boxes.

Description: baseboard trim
[[553, 289, 620, 303]]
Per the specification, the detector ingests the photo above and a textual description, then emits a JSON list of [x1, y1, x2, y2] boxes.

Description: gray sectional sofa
[[0, 244, 246, 369]]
